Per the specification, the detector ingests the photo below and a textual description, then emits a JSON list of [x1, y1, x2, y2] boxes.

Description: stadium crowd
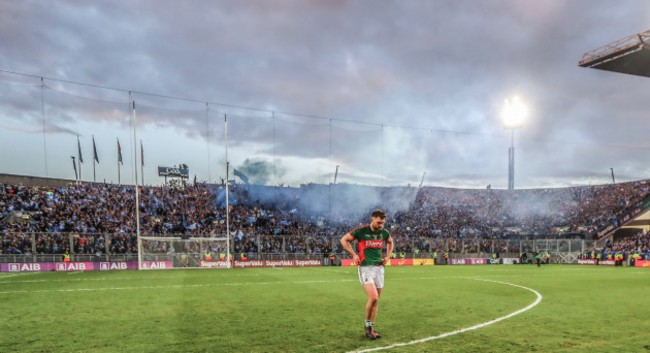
[[579, 231, 650, 263], [1, 179, 649, 261]]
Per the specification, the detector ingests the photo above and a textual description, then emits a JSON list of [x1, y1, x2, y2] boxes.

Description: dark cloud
[[2, 0, 650, 187]]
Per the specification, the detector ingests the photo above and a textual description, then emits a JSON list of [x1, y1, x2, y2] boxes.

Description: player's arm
[[340, 232, 360, 264], [383, 235, 394, 264]]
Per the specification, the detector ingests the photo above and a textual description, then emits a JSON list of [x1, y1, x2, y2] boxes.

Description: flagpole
[[133, 101, 142, 270], [77, 135, 82, 183], [225, 114, 231, 268], [117, 137, 121, 185], [92, 135, 96, 183], [140, 139, 144, 186]]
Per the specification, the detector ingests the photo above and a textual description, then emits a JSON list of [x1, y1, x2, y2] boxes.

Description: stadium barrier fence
[[0, 232, 601, 266]]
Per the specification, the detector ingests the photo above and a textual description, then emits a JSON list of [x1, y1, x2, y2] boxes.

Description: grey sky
[[1, 0, 650, 188]]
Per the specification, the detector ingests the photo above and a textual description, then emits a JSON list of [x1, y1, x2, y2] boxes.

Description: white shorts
[[358, 265, 385, 289]]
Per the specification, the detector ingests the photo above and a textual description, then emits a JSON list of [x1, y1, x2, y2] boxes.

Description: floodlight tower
[[502, 96, 527, 190]]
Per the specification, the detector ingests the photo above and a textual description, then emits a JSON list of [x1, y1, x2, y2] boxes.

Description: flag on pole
[[92, 135, 99, 163], [233, 169, 249, 184], [140, 140, 144, 166], [117, 138, 123, 165], [77, 136, 83, 163], [71, 156, 78, 180]]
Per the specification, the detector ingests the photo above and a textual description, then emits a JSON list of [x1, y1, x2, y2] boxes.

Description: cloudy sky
[[1, 0, 650, 189]]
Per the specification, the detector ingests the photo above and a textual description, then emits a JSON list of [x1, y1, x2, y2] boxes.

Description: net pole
[[381, 124, 384, 187], [40, 77, 49, 176], [206, 102, 211, 183], [224, 114, 231, 268], [133, 99, 142, 270], [272, 111, 276, 185]]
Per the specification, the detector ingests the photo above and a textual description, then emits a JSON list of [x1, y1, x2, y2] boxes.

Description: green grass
[[1, 265, 648, 352]]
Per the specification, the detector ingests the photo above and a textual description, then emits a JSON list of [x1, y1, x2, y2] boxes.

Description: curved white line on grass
[[348, 279, 543, 353]]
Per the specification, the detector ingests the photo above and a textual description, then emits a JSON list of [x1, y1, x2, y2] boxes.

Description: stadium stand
[[1, 180, 649, 261]]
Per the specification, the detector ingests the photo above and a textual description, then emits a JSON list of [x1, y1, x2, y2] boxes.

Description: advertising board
[[0, 261, 172, 272], [635, 260, 650, 267]]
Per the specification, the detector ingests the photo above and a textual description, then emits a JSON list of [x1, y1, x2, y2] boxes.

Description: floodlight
[[502, 95, 527, 190], [502, 96, 527, 129]]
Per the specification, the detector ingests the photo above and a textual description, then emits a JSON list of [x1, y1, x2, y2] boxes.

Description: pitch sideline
[[347, 279, 543, 353], [0, 278, 357, 294]]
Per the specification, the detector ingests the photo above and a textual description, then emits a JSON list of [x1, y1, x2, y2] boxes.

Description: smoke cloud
[[236, 158, 286, 185], [227, 182, 419, 226]]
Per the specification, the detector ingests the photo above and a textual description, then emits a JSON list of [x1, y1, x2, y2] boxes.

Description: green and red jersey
[[350, 225, 390, 266]]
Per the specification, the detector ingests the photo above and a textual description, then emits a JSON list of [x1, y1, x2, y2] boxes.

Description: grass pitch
[[0, 264, 648, 352]]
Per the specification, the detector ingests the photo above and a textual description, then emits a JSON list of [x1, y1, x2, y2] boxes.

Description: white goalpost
[[136, 114, 234, 270], [140, 236, 231, 269]]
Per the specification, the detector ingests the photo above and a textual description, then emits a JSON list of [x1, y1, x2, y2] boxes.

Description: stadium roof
[[620, 208, 650, 234], [579, 29, 650, 77]]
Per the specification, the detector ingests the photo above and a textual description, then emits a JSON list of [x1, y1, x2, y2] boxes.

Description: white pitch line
[[348, 279, 543, 353], [0, 272, 39, 279], [0, 274, 25, 279], [0, 279, 356, 295]]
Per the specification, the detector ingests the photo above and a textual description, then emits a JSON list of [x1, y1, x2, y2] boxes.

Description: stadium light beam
[[502, 96, 527, 190]]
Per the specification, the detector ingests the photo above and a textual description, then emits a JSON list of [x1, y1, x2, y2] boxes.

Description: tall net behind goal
[[140, 236, 230, 269]]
